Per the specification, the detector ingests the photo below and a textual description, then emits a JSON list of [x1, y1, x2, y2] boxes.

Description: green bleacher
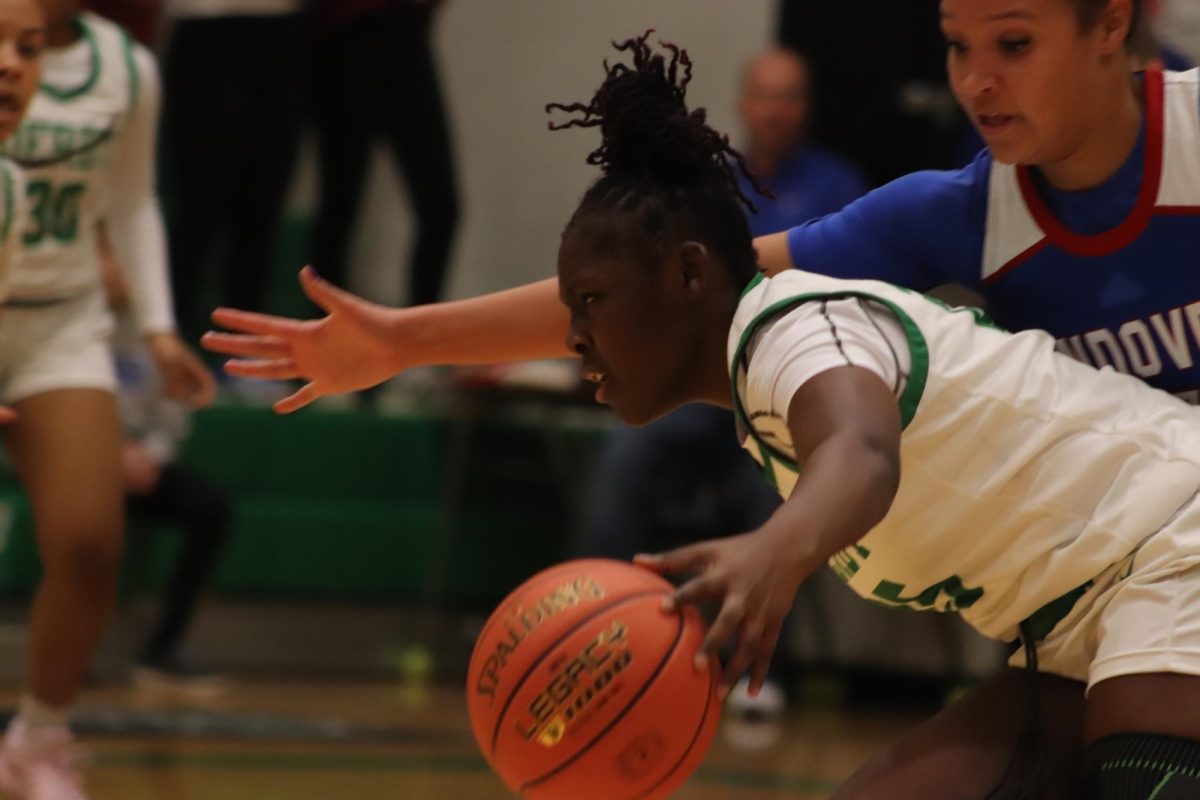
[[0, 403, 607, 610]]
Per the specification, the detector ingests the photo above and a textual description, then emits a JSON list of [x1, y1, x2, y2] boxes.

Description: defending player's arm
[[105, 43, 214, 407], [205, 268, 575, 414], [203, 167, 979, 412]]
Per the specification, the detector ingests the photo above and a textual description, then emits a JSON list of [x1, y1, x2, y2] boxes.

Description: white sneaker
[[725, 677, 787, 720], [0, 721, 87, 800]]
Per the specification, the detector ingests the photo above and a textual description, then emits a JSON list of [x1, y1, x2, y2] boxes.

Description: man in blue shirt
[[734, 49, 868, 236]]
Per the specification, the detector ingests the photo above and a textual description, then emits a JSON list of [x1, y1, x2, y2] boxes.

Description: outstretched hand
[[635, 528, 810, 697], [202, 267, 405, 414], [0, 406, 14, 424]]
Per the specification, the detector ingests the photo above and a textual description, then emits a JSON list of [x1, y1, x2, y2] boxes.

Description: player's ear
[[677, 241, 713, 297], [1097, 0, 1134, 55]]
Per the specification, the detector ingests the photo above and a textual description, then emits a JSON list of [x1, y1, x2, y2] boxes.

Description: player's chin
[[982, 132, 1039, 167], [609, 395, 673, 428]]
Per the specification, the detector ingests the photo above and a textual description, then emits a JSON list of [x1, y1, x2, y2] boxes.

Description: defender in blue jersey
[[207, 0, 1200, 797], [785, 66, 1200, 399]]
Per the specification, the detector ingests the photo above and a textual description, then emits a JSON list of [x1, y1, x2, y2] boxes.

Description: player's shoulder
[[876, 149, 990, 212], [842, 150, 992, 247], [79, 11, 158, 76]]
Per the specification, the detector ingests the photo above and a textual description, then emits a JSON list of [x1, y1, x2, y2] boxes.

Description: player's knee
[[1082, 733, 1200, 798], [43, 523, 123, 579]]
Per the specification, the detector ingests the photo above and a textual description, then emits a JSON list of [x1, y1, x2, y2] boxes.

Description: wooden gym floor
[[3, 680, 926, 799]]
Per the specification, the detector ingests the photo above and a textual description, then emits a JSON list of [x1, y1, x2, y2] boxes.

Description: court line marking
[[90, 750, 842, 793]]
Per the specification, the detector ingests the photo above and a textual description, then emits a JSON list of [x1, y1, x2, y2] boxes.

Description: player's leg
[[833, 668, 1086, 799], [0, 388, 124, 800], [310, 16, 376, 293], [130, 463, 232, 671], [222, 13, 306, 317], [1076, 515, 1200, 799], [378, 2, 459, 307], [161, 18, 240, 343], [1083, 674, 1200, 798]]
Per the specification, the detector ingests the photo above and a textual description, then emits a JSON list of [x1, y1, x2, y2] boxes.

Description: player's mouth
[[582, 366, 609, 404], [0, 93, 22, 125], [976, 113, 1019, 136]]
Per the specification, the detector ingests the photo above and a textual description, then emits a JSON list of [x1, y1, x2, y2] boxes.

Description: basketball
[[466, 559, 722, 799]]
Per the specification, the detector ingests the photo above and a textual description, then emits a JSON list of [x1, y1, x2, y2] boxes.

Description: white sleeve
[[0, 160, 24, 304], [104, 44, 175, 335], [743, 297, 913, 422]]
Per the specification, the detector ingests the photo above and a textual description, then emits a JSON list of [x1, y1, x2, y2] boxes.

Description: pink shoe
[[0, 721, 87, 800]]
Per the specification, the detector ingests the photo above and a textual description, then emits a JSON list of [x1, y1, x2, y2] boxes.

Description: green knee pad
[[1083, 734, 1200, 799]]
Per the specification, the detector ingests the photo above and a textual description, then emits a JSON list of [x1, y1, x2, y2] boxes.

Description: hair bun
[[548, 31, 767, 210]]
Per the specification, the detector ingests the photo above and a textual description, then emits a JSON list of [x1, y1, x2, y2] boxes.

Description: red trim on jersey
[[983, 239, 1050, 285], [1015, 69, 1165, 258], [1158, 206, 1200, 215]]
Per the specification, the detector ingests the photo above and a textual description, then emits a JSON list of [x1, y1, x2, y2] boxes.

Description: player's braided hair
[[547, 31, 768, 284]]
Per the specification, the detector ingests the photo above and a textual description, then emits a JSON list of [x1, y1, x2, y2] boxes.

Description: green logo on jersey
[[830, 543, 984, 613], [24, 180, 84, 246], [871, 576, 983, 613], [1, 122, 109, 171]]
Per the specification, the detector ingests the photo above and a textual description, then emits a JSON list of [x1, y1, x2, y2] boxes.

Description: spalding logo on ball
[[467, 559, 722, 799]]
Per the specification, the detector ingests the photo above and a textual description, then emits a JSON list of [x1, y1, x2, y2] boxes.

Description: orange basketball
[[466, 558, 721, 799]]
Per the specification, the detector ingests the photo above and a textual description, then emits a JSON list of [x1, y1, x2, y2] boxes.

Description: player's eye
[[999, 36, 1031, 55]]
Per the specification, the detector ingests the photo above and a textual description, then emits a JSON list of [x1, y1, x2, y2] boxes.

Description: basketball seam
[[518, 608, 685, 792], [635, 656, 718, 799], [472, 562, 600, 647], [489, 590, 664, 757]]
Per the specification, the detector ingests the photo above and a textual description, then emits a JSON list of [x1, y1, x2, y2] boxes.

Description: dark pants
[[311, 3, 459, 306], [128, 464, 232, 663], [580, 405, 791, 683], [163, 14, 308, 343], [580, 404, 781, 559]]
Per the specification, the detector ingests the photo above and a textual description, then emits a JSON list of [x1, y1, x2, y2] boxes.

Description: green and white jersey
[[0, 13, 174, 332], [729, 269, 1200, 642], [0, 158, 25, 304]]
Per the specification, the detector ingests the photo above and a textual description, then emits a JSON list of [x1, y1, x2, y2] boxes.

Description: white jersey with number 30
[[0, 12, 173, 333]]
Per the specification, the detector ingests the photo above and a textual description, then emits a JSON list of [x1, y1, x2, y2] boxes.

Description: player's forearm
[[396, 277, 573, 367], [761, 431, 899, 575], [107, 201, 175, 335]]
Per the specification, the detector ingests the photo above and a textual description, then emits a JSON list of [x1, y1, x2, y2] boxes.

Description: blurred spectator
[[311, 0, 459, 307], [578, 47, 867, 718], [83, 0, 161, 44], [161, 0, 308, 347], [101, 234, 232, 695], [736, 49, 867, 233], [1156, 0, 1200, 65], [1134, 0, 1195, 70]]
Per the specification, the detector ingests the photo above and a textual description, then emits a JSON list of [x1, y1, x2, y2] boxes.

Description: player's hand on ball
[[635, 528, 808, 698], [203, 267, 407, 414], [0, 405, 14, 424]]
